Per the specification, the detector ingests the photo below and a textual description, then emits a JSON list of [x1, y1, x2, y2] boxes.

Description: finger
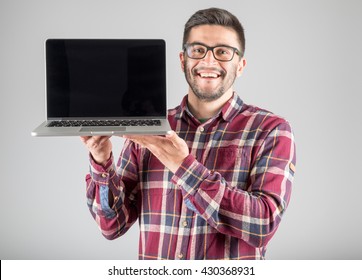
[[144, 142, 162, 157], [123, 135, 153, 141], [80, 136, 91, 143], [93, 135, 103, 141], [85, 136, 108, 149], [145, 137, 179, 157], [165, 130, 183, 147], [98, 135, 112, 144], [124, 135, 163, 146]]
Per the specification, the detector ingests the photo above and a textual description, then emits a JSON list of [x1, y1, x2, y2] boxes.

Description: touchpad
[[80, 127, 126, 132]]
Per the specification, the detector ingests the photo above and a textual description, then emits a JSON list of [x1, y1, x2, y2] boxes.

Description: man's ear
[[179, 52, 185, 72], [236, 57, 247, 77]]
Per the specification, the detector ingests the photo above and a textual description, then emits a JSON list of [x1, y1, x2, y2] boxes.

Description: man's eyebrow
[[187, 41, 205, 45], [187, 41, 235, 48]]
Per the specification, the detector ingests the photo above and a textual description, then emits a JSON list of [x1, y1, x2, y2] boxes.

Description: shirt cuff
[[89, 152, 115, 185], [171, 154, 210, 197]]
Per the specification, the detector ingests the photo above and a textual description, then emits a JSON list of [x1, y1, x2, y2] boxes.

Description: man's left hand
[[123, 131, 189, 173]]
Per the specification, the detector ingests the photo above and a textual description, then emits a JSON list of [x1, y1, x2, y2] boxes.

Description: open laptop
[[31, 39, 171, 136]]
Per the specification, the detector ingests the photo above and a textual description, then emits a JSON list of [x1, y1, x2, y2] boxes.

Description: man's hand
[[80, 136, 112, 166], [124, 131, 189, 173]]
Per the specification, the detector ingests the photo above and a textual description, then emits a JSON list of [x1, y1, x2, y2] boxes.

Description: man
[[81, 7, 296, 260]]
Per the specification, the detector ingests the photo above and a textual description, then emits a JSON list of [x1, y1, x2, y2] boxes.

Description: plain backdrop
[[1, 0, 361, 260]]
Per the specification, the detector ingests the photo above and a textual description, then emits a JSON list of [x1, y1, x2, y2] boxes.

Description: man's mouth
[[198, 72, 220, 78], [193, 67, 223, 79]]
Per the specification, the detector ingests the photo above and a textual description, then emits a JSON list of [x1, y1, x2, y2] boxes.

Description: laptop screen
[[46, 39, 167, 119]]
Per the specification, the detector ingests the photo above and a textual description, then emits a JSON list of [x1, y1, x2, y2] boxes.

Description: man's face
[[180, 25, 246, 102]]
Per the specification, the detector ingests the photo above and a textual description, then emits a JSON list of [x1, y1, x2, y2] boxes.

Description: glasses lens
[[186, 44, 236, 61], [213, 46, 234, 61], [187, 44, 207, 59]]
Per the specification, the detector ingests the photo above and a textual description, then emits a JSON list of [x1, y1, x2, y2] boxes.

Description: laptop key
[[47, 120, 161, 127]]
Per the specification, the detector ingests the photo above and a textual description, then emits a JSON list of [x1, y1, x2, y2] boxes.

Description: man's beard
[[184, 61, 237, 102]]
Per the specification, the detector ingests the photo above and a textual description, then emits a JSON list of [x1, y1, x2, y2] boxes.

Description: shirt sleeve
[[171, 121, 296, 248], [85, 139, 140, 240]]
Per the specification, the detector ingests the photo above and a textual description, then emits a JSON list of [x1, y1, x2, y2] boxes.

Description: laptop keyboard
[[47, 120, 161, 127]]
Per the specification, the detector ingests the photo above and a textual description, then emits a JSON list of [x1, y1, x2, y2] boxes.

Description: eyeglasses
[[183, 43, 241, 62]]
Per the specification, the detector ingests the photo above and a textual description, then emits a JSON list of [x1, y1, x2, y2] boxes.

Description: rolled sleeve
[[89, 153, 116, 185], [88, 152, 117, 217]]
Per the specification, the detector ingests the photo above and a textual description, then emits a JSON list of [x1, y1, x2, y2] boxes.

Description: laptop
[[31, 39, 171, 136]]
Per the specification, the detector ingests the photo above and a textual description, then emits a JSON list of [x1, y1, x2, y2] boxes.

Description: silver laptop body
[[31, 39, 171, 136]]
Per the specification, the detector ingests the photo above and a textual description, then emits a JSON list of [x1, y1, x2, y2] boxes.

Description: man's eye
[[193, 48, 205, 53], [216, 48, 230, 55]]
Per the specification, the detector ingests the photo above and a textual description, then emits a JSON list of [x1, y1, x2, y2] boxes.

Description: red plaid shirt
[[86, 93, 296, 260]]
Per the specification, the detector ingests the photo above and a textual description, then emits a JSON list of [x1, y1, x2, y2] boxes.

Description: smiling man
[[81, 7, 296, 260], [182, 25, 245, 104]]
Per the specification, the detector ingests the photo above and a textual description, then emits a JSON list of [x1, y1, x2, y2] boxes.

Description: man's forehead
[[188, 25, 239, 46]]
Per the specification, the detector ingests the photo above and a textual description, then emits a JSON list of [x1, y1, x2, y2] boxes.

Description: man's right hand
[[80, 136, 112, 166]]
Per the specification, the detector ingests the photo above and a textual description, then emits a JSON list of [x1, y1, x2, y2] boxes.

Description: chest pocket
[[207, 147, 251, 189]]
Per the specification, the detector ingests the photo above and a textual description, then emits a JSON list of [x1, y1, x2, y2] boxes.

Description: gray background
[[1, 0, 361, 260]]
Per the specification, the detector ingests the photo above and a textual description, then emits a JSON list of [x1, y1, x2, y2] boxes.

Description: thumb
[[166, 130, 183, 146]]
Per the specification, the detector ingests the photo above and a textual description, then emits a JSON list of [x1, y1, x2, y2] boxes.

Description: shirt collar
[[220, 92, 244, 122], [175, 92, 244, 123]]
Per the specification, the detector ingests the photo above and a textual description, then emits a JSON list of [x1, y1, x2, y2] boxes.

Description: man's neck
[[187, 89, 234, 120]]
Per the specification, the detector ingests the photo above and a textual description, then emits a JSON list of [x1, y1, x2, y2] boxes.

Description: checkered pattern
[[86, 93, 296, 260]]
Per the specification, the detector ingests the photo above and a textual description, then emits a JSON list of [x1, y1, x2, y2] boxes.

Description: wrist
[[91, 152, 112, 167]]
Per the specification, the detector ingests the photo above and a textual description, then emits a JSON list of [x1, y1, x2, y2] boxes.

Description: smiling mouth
[[198, 72, 220, 78], [192, 67, 224, 80]]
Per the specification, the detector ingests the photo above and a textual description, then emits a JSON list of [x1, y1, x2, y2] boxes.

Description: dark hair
[[183, 7, 246, 57]]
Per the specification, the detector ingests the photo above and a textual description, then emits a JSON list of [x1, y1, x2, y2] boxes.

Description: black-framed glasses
[[183, 43, 241, 62]]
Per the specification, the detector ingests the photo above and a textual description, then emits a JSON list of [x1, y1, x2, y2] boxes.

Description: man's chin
[[193, 91, 225, 102]]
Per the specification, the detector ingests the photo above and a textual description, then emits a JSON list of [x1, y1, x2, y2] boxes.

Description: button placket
[[194, 125, 206, 162]]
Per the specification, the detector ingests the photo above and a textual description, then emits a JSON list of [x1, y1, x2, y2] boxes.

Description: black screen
[[46, 39, 166, 118]]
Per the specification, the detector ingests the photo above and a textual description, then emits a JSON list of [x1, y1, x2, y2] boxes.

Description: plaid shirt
[[86, 93, 296, 260]]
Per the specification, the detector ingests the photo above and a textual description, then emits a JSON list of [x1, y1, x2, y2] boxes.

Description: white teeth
[[199, 73, 218, 78]]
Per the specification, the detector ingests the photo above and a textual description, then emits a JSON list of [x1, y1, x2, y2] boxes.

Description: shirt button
[[178, 253, 184, 259], [101, 173, 107, 178], [199, 127, 205, 132], [182, 220, 188, 227]]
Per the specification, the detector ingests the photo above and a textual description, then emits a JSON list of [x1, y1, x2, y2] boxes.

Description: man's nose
[[202, 49, 217, 64]]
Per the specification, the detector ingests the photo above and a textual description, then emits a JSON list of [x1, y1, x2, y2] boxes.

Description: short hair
[[183, 7, 246, 57]]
